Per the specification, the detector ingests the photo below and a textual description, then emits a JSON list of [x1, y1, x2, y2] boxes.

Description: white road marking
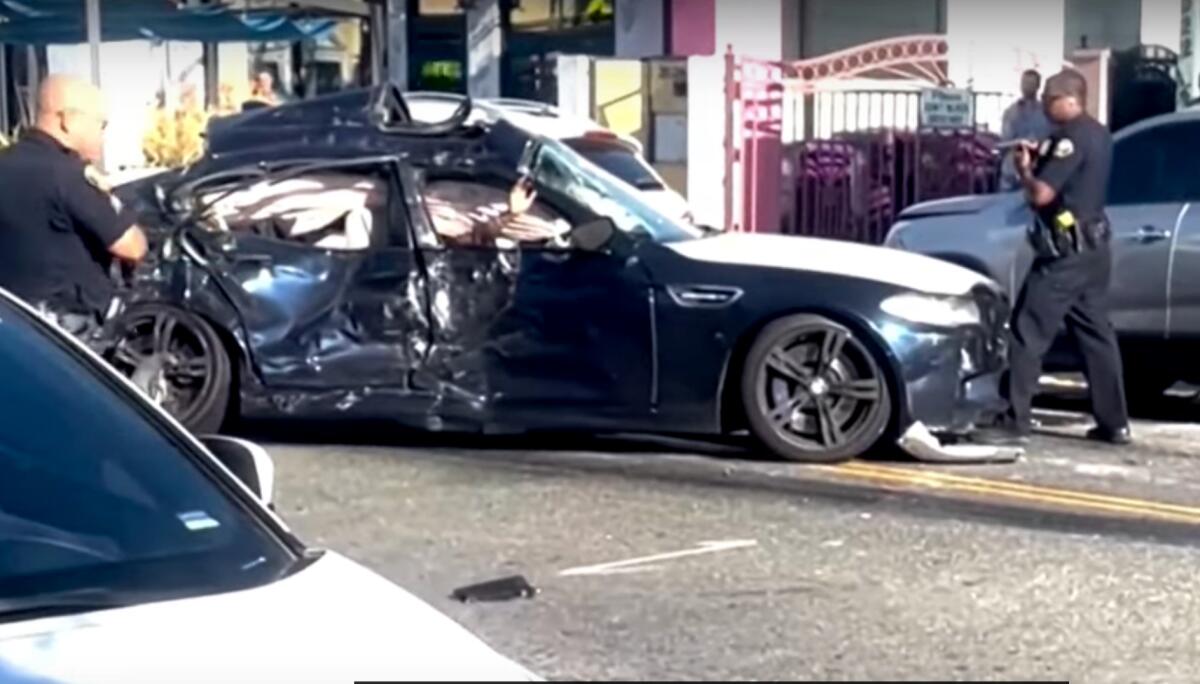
[[1073, 463, 1136, 478], [558, 540, 758, 577]]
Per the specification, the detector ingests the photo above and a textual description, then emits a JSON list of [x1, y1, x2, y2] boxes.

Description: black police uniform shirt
[[0, 130, 135, 314], [1032, 114, 1112, 228]]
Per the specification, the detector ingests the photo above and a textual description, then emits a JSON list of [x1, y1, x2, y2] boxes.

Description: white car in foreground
[[0, 289, 537, 683], [405, 92, 695, 224]]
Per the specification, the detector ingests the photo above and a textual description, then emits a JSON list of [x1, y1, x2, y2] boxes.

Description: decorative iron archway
[[789, 34, 951, 87]]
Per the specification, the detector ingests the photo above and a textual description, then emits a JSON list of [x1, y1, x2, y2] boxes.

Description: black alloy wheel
[[742, 314, 892, 463], [108, 304, 232, 434]]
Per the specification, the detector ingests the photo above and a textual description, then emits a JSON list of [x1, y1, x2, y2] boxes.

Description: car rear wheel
[[741, 314, 892, 463], [109, 304, 232, 434]]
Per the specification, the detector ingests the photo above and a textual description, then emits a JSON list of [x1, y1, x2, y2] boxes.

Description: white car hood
[[0, 553, 536, 683], [667, 232, 990, 296]]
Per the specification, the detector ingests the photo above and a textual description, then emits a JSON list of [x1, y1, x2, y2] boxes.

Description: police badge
[[84, 164, 123, 212], [1053, 138, 1075, 158]]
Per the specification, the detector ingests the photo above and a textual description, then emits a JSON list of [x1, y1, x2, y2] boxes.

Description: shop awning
[[0, 0, 339, 44]]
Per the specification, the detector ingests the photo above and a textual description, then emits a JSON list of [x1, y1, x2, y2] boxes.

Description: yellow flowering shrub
[[142, 103, 211, 168]]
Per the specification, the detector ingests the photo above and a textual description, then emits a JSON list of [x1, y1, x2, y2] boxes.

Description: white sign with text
[[919, 88, 975, 129]]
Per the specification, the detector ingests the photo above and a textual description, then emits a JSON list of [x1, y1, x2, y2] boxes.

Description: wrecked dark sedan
[[106, 86, 1009, 463]]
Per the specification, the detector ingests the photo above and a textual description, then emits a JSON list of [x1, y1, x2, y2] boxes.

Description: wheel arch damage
[[716, 305, 908, 435], [115, 232, 263, 391]]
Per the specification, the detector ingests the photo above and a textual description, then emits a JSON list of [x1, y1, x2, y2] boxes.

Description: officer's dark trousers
[[1002, 246, 1128, 433]]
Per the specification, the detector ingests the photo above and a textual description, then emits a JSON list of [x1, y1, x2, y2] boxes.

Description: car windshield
[[566, 142, 666, 191], [532, 138, 704, 243], [0, 299, 293, 612]]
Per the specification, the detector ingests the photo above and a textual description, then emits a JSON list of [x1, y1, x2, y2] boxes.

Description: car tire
[[741, 314, 893, 463], [108, 304, 233, 434]]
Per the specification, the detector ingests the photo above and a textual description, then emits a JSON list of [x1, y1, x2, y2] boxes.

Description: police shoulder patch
[[1053, 138, 1075, 158], [83, 164, 111, 193]]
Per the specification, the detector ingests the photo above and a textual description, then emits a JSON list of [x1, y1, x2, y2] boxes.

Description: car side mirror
[[200, 436, 276, 507], [570, 217, 617, 252]]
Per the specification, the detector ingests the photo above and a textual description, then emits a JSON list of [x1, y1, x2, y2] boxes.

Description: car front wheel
[[108, 304, 233, 434], [741, 314, 892, 463]]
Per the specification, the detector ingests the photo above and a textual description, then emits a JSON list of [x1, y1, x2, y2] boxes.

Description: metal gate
[[724, 36, 1007, 242]]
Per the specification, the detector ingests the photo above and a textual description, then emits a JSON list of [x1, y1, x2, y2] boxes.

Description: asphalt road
[[247, 393, 1200, 682]]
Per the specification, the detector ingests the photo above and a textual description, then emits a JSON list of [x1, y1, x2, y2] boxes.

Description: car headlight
[[880, 293, 981, 327], [883, 221, 909, 248]]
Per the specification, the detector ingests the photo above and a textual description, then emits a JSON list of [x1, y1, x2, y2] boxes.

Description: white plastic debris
[[898, 421, 1022, 464]]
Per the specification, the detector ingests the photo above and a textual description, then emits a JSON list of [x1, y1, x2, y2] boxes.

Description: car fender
[[716, 304, 909, 433]]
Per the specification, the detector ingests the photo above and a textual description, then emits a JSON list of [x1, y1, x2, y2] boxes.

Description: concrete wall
[[1183, 0, 1200, 96], [465, 0, 503, 98], [714, 0, 783, 59], [1141, 0, 1183, 51], [686, 54, 726, 228], [946, 0, 1065, 95], [670, 0, 716, 57]]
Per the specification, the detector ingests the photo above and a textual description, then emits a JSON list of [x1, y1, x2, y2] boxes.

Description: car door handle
[[1128, 225, 1172, 243]]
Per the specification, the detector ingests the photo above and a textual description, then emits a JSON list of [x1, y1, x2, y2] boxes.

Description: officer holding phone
[[974, 69, 1131, 447]]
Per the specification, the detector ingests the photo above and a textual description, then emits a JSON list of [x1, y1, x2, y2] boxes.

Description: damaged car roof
[[193, 87, 538, 183]]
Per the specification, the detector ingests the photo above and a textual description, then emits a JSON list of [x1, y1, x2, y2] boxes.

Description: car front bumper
[[887, 289, 1010, 435]]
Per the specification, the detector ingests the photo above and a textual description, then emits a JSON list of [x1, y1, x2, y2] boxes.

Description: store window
[[1064, 0, 1141, 53], [509, 0, 613, 29]]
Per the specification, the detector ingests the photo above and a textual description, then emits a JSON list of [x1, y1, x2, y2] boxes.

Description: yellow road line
[[811, 462, 1200, 525]]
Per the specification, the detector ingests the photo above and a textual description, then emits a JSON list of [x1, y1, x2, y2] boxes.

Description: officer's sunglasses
[[56, 108, 108, 131]]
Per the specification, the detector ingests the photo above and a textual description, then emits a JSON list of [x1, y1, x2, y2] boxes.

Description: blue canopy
[[0, 0, 338, 44]]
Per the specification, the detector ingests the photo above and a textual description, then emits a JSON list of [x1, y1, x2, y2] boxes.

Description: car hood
[[0, 553, 536, 683], [897, 192, 1022, 219], [666, 232, 991, 296]]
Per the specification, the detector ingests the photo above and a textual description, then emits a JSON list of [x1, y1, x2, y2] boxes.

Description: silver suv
[[885, 109, 1200, 403]]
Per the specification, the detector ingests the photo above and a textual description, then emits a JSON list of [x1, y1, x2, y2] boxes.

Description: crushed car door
[[410, 174, 655, 429], [178, 156, 430, 390]]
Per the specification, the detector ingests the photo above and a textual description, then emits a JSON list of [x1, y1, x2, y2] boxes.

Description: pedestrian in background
[[1000, 69, 1053, 190], [244, 69, 281, 110]]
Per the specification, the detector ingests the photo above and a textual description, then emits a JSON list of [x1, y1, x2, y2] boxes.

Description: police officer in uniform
[[0, 75, 148, 344], [975, 69, 1131, 447]]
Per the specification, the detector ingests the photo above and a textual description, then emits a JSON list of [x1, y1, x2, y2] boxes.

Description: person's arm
[[60, 164, 149, 263], [1014, 136, 1084, 209]]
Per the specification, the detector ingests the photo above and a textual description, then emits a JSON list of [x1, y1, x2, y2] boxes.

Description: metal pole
[[86, 0, 102, 87], [203, 43, 219, 110], [26, 45, 39, 121], [369, 2, 386, 86], [386, 0, 408, 90], [0, 45, 9, 135]]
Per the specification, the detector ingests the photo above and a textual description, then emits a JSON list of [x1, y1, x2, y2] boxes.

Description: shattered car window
[[422, 179, 571, 249], [193, 170, 389, 251], [532, 139, 704, 244]]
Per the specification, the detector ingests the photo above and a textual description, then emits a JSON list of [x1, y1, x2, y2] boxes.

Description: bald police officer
[[0, 75, 148, 342], [975, 69, 1131, 447]]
